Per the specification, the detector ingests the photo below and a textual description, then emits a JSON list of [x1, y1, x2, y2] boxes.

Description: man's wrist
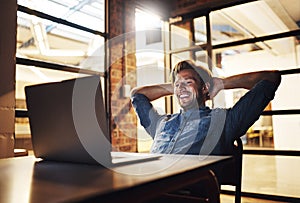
[[164, 83, 174, 94], [214, 77, 224, 91]]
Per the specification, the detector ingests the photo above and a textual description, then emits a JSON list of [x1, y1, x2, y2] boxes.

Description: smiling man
[[131, 60, 281, 155]]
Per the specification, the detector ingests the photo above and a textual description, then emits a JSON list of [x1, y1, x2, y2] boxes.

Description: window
[[15, 0, 106, 149]]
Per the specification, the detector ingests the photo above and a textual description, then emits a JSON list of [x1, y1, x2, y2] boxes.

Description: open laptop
[[25, 75, 160, 166]]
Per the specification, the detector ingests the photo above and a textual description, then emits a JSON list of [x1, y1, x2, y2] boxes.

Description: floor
[[220, 154, 300, 203], [220, 194, 286, 203]]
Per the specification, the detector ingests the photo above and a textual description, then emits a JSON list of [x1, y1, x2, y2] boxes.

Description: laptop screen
[[25, 76, 112, 165]]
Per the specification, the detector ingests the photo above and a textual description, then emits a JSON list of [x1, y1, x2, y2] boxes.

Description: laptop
[[25, 75, 160, 166]]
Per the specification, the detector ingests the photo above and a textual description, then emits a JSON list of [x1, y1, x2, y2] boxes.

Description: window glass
[[222, 155, 300, 198], [15, 0, 106, 151], [170, 23, 194, 50], [214, 36, 300, 109], [17, 11, 105, 72], [195, 50, 208, 65], [242, 114, 300, 151], [208, 10, 253, 45], [17, 0, 105, 32], [193, 16, 206, 45], [204, 0, 300, 45]]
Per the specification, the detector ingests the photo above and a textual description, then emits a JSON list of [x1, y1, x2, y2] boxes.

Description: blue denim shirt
[[131, 80, 278, 155]]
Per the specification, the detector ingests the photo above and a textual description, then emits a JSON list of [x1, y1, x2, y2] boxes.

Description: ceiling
[[136, 0, 300, 23], [277, 0, 300, 22]]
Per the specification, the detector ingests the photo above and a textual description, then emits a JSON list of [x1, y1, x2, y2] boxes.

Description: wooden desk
[[0, 154, 232, 203]]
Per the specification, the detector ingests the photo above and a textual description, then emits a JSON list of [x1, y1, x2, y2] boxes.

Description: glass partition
[[18, 0, 105, 32], [170, 22, 194, 50], [15, 0, 106, 150], [221, 155, 300, 198], [193, 0, 300, 46], [17, 11, 105, 72]]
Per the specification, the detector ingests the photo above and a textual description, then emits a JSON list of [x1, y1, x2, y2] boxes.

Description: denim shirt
[[131, 80, 278, 155]]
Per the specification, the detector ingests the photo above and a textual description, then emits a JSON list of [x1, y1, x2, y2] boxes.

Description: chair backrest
[[218, 138, 243, 203]]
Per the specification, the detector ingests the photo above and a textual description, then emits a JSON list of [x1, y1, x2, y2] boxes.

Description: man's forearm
[[131, 83, 173, 101], [222, 70, 281, 90], [209, 70, 281, 98]]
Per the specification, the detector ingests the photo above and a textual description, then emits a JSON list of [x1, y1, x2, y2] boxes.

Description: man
[[131, 60, 281, 155]]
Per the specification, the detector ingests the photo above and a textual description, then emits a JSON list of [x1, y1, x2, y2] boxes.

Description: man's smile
[[179, 93, 190, 99]]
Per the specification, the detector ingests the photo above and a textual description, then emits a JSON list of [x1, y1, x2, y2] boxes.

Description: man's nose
[[178, 82, 187, 89]]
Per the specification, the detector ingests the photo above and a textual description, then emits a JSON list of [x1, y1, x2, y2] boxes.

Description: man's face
[[174, 69, 202, 110]]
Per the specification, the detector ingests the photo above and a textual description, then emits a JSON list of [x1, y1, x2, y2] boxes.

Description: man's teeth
[[180, 94, 189, 98]]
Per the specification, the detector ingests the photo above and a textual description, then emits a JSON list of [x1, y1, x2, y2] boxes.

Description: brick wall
[[108, 0, 137, 152], [0, 0, 16, 158]]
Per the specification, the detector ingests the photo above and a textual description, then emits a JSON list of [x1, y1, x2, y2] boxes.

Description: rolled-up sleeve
[[131, 93, 164, 138]]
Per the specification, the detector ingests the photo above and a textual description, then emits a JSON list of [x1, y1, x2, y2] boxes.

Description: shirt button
[[171, 139, 175, 142]]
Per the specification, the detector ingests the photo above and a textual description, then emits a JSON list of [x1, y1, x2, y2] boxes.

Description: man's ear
[[202, 82, 210, 94]]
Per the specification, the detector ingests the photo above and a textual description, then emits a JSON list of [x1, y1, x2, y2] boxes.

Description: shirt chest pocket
[[151, 131, 173, 153], [155, 131, 173, 142]]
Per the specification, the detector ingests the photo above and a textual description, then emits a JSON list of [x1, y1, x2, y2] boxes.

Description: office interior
[[1, 0, 300, 202]]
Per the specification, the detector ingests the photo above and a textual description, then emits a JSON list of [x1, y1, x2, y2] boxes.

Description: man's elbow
[[271, 71, 282, 87], [130, 87, 138, 98]]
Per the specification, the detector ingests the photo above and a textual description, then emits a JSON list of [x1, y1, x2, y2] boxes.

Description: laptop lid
[[25, 76, 113, 166]]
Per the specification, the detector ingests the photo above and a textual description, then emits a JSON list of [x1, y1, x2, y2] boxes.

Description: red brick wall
[[108, 0, 137, 152]]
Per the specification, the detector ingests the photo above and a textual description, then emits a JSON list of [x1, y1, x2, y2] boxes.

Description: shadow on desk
[[29, 161, 113, 203]]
